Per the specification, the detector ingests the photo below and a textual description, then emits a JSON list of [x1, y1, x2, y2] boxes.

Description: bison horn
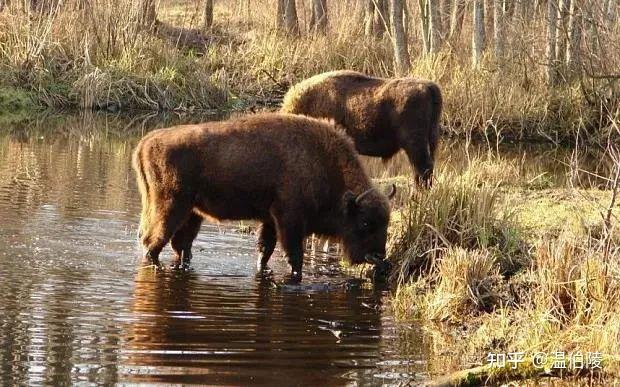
[[386, 183, 396, 199], [355, 188, 375, 205]]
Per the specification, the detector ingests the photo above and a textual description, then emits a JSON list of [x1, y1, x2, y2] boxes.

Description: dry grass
[[391, 214, 620, 383], [460, 233, 620, 376], [1, 0, 619, 143], [404, 247, 502, 322], [0, 1, 231, 110], [387, 157, 529, 284], [389, 123, 620, 382]]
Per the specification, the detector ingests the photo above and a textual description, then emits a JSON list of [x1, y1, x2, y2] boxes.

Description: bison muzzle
[[132, 113, 395, 280]]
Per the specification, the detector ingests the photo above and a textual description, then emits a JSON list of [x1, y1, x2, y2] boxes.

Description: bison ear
[[386, 184, 396, 200], [342, 191, 358, 216]]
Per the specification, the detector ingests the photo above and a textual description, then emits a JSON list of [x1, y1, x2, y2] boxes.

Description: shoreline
[[0, 88, 613, 148]]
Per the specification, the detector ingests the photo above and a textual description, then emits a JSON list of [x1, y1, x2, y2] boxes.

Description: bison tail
[[132, 144, 150, 241], [427, 82, 442, 160]]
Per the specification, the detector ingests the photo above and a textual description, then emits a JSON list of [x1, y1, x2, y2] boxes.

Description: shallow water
[[0, 113, 429, 386]]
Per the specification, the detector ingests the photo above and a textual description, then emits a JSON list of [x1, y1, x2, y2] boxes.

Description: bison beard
[[132, 113, 394, 280], [281, 70, 442, 188]]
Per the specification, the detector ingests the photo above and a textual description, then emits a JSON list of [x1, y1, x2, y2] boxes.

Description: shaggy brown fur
[[281, 70, 442, 186], [132, 113, 394, 279]]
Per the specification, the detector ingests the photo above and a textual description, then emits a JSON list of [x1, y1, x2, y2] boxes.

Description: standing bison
[[281, 70, 442, 187], [133, 113, 395, 280]]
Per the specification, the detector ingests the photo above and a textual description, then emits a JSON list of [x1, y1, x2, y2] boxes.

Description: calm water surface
[[0, 114, 428, 386]]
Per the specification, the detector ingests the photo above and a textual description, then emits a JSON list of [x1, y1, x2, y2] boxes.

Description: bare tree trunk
[[376, 0, 390, 36], [566, 0, 582, 71], [284, 0, 299, 34], [310, 0, 328, 33], [546, 0, 558, 85], [493, 0, 505, 57], [419, 0, 431, 53], [277, 0, 298, 34], [365, 0, 389, 37], [439, 0, 451, 31], [403, 0, 411, 38], [449, 0, 466, 42], [522, 0, 535, 21], [472, 0, 486, 67], [391, 0, 410, 75], [429, 0, 443, 52], [203, 0, 213, 30], [484, 0, 494, 40], [140, 0, 157, 29], [555, 0, 570, 66], [585, 1, 599, 52], [276, 0, 285, 30]]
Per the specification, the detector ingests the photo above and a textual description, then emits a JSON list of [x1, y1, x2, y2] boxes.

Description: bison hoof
[[284, 274, 303, 286], [256, 258, 273, 272], [256, 266, 273, 277], [171, 252, 192, 270], [170, 261, 190, 271], [141, 253, 162, 269], [290, 271, 303, 283], [372, 260, 391, 280]]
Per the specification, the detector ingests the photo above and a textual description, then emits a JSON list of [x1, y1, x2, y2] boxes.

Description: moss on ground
[[0, 87, 43, 128], [0, 86, 37, 112], [505, 188, 618, 236]]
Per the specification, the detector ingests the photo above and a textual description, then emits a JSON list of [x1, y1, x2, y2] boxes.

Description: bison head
[[340, 184, 395, 270]]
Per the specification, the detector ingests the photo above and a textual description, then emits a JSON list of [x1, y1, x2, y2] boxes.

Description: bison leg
[[140, 197, 192, 267], [404, 139, 434, 189], [276, 222, 305, 281], [170, 213, 203, 269], [256, 221, 277, 272]]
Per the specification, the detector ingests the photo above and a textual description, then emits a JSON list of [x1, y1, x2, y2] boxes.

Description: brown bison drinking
[[132, 113, 395, 280], [281, 70, 442, 187]]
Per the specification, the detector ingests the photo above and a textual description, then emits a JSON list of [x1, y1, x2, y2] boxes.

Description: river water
[[0, 112, 608, 386], [0, 113, 431, 386]]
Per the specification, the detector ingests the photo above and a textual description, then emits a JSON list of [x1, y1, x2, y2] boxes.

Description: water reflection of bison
[[132, 113, 395, 279], [122, 269, 385, 385], [281, 70, 442, 187]]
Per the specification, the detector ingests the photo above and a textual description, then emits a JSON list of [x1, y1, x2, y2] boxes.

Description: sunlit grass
[[388, 132, 620, 382]]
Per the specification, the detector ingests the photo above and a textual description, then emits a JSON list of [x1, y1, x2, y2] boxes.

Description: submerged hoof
[[170, 251, 192, 271], [283, 276, 302, 287], [372, 260, 391, 281], [140, 254, 163, 270], [288, 271, 303, 284], [170, 261, 191, 271], [255, 266, 273, 278]]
